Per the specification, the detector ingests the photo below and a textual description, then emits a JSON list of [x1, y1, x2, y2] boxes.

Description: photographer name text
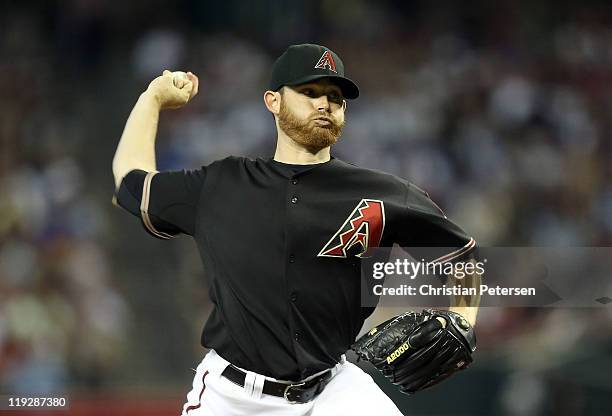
[[372, 284, 536, 296]]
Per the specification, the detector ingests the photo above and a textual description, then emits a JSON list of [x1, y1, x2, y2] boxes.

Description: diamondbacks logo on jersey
[[318, 199, 385, 258], [314, 50, 337, 73]]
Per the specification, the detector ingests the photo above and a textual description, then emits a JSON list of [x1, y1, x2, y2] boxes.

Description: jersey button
[[289, 254, 295, 263], [290, 293, 298, 302], [292, 179, 298, 185], [291, 196, 298, 204], [294, 331, 300, 341]]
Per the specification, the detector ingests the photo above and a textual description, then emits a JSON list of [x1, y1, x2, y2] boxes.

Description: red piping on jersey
[[185, 370, 209, 413]]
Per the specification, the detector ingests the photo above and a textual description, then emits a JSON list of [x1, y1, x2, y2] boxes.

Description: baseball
[[172, 71, 189, 87]]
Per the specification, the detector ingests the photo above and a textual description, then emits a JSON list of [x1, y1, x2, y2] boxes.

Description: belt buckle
[[283, 382, 306, 404]]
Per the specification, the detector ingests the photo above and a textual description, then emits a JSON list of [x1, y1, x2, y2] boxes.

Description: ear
[[342, 99, 347, 112], [264, 90, 281, 116]]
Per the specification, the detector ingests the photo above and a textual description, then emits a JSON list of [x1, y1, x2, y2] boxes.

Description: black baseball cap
[[269, 44, 360, 99]]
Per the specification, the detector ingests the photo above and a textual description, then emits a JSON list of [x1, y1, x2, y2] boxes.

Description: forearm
[[112, 91, 161, 189], [448, 260, 481, 326]]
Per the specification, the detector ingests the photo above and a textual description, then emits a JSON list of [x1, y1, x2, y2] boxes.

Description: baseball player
[[112, 44, 479, 415]]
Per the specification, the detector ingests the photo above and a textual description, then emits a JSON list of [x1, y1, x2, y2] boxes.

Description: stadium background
[[1, 0, 611, 414]]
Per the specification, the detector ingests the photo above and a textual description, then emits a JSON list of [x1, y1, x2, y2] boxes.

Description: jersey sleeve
[[394, 183, 476, 263], [114, 168, 206, 239]]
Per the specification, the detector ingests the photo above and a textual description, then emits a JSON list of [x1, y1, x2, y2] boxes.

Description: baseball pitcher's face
[[277, 80, 346, 152]]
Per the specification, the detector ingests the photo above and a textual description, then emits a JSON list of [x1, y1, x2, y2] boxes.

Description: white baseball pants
[[181, 350, 404, 416]]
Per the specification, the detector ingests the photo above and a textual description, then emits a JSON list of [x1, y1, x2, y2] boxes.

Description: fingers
[[154, 70, 197, 109], [435, 316, 447, 328], [180, 80, 194, 101], [170, 70, 198, 99], [408, 319, 443, 348], [187, 71, 199, 98]]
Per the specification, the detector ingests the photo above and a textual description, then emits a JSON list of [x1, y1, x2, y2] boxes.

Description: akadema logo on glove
[[318, 199, 385, 258]]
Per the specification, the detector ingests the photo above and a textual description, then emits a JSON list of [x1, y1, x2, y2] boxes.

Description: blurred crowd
[[1, 0, 611, 414]]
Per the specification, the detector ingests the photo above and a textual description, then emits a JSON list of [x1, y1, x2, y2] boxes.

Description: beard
[[277, 101, 345, 153]]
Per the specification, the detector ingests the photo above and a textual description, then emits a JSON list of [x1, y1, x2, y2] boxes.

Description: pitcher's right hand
[[146, 70, 199, 110]]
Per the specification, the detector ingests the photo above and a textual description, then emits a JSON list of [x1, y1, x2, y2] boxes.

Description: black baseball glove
[[351, 309, 476, 394]]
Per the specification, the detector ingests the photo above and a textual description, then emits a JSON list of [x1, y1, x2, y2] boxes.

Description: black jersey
[[115, 156, 474, 381]]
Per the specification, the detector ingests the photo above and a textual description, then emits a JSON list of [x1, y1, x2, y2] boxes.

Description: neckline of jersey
[[269, 156, 334, 167], [266, 156, 337, 178]]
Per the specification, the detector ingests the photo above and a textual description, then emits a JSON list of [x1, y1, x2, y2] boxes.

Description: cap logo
[[314, 50, 337, 73]]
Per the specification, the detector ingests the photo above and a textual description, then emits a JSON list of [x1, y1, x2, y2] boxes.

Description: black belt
[[221, 364, 333, 404]]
